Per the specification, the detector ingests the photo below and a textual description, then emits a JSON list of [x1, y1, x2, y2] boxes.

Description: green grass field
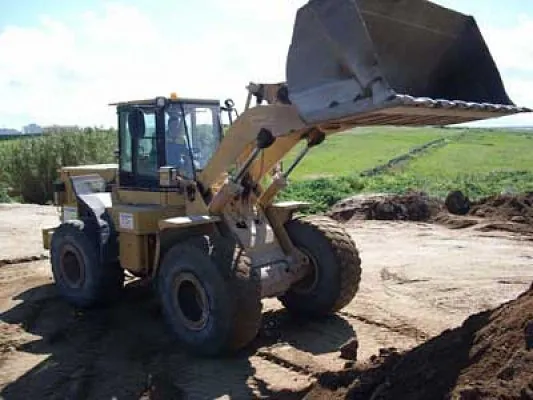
[[403, 131, 533, 175], [280, 127, 533, 212], [284, 126, 460, 180], [1, 126, 532, 210]]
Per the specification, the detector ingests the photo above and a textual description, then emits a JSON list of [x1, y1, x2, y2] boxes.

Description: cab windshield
[[165, 103, 221, 178]]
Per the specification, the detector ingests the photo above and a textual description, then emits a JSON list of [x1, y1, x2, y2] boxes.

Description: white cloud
[[0, 2, 304, 128], [0, 1, 531, 129], [465, 15, 533, 125], [480, 15, 533, 109], [483, 16, 533, 73]]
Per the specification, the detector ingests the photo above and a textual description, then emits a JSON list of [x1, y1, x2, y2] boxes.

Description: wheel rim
[[173, 272, 209, 331], [293, 247, 319, 294], [59, 244, 85, 289]]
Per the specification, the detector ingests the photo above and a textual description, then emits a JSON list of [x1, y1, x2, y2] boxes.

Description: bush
[[0, 131, 116, 204], [278, 171, 533, 214], [279, 176, 364, 213], [0, 183, 11, 203]]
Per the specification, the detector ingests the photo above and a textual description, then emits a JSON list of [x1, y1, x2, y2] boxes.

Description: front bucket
[[287, 0, 530, 125]]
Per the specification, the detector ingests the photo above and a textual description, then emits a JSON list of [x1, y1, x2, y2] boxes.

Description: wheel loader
[[42, 0, 530, 356]]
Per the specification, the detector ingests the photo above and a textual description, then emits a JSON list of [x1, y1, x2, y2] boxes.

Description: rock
[[445, 190, 471, 216], [339, 337, 359, 361], [511, 216, 527, 223]]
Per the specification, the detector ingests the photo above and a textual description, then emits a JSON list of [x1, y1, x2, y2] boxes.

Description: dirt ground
[[0, 204, 57, 262], [0, 205, 532, 399]]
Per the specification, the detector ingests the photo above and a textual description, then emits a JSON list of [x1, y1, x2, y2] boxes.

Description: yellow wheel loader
[[42, 0, 530, 356]]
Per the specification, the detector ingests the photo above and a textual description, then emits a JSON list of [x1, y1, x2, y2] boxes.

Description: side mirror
[[128, 109, 145, 139], [224, 98, 235, 109]]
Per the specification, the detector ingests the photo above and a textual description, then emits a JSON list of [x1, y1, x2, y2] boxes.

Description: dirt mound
[[438, 192, 533, 235], [328, 192, 443, 222], [304, 287, 533, 400], [469, 193, 533, 224], [330, 191, 533, 236]]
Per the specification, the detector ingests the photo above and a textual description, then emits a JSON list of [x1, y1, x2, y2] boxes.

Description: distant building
[[23, 124, 43, 134], [0, 128, 21, 137]]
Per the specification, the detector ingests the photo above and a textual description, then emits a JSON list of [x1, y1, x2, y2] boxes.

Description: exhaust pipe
[[287, 0, 530, 125]]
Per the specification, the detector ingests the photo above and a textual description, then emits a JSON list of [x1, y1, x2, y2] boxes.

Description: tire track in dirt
[[0, 255, 48, 268], [0, 262, 423, 398], [256, 349, 319, 378], [338, 310, 429, 341]]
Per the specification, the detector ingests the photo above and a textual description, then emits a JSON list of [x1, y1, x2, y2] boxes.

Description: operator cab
[[114, 96, 223, 189]]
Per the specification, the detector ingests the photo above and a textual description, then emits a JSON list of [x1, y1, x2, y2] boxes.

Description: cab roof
[[109, 97, 220, 107]]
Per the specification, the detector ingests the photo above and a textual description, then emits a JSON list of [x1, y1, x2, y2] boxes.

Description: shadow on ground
[[259, 309, 355, 355], [0, 280, 355, 399]]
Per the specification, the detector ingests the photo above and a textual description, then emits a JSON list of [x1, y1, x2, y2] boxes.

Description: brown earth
[[305, 287, 533, 400], [440, 192, 533, 236], [0, 204, 57, 262], [328, 192, 443, 222], [469, 193, 533, 223], [0, 205, 532, 399], [330, 192, 533, 236]]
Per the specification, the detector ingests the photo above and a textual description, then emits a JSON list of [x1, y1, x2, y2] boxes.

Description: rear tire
[[279, 216, 361, 317], [50, 220, 124, 308], [157, 239, 262, 356]]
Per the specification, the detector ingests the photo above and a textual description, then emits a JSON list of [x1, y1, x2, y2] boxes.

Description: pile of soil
[[469, 193, 533, 224], [304, 287, 533, 400], [328, 192, 443, 222], [437, 192, 533, 235], [329, 191, 533, 236]]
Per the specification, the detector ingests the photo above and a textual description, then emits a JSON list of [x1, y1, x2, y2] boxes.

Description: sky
[[0, 0, 532, 130]]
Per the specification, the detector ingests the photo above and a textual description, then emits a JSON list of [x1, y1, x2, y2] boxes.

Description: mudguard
[[69, 175, 118, 264]]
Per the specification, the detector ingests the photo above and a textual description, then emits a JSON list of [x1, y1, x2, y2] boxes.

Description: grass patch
[[403, 131, 533, 175], [279, 128, 533, 213], [283, 126, 459, 180], [279, 176, 364, 213]]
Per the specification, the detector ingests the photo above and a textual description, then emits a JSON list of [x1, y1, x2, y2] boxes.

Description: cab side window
[[119, 112, 133, 173], [119, 108, 159, 187], [136, 112, 157, 178]]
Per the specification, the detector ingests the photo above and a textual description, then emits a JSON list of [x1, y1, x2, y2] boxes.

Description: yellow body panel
[[112, 204, 186, 235], [119, 232, 152, 274], [61, 164, 118, 181]]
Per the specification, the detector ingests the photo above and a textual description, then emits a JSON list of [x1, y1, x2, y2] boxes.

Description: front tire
[[279, 216, 361, 317], [50, 220, 124, 308], [157, 239, 262, 356]]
